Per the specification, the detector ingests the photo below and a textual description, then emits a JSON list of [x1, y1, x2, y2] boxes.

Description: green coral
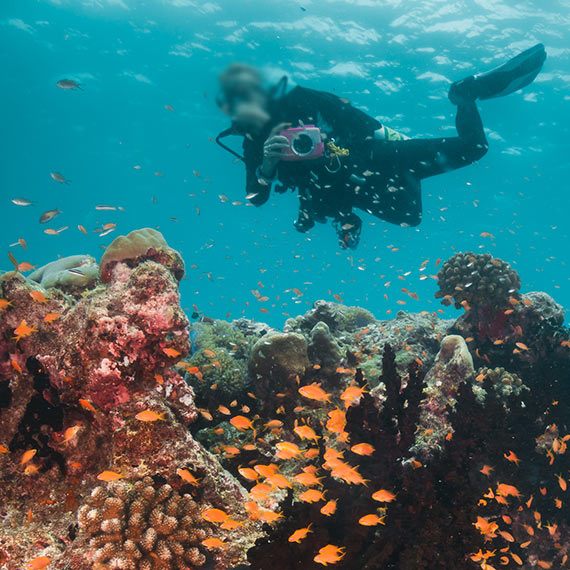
[[186, 320, 253, 402]]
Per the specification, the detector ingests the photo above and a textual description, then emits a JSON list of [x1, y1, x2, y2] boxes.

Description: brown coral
[[435, 252, 521, 309], [77, 477, 212, 570]]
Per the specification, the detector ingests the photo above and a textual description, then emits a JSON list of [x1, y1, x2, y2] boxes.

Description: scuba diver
[[215, 44, 546, 249]]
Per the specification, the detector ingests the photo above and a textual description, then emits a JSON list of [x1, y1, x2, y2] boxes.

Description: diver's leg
[[449, 43, 546, 104], [373, 101, 488, 181]]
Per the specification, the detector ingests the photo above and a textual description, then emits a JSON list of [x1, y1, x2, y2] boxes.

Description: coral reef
[[99, 228, 184, 284], [77, 477, 230, 569], [1, 246, 570, 570]]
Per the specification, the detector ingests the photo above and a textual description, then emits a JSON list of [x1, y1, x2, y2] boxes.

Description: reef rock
[[410, 335, 474, 461], [308, 321, 343, 374], [249, 332, 309, 395]]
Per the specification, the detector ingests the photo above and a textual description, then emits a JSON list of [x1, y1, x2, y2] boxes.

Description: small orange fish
[[480, 464, 494, 477], [163, 347, 181, 358], [229, 415, 254, 431], [314, 544, 346, 566], [0, 444, 9, 454], [359, 513, 386, 526], [24, 464, 39, 476], [97, 470, 124, 482], [350, 443, 375, 456], [78, 224, 88, 234], [294, 422, 320, 442], [496, 483, 521, 498], [61, 425, 81, 444], [288, 524, 313, 543], [78, 398, 97, 412], [298, 382, 331, 403], [299, 489, 325, 503], [203, 349, 216, 358], [29, 291, 47, 303], [340, 384, 367, 408], [202, 508, 229, 523], [275, 441, 302, 460], [13, 320, 38, 341], [320, 499, 337, 516], [135, 410, 166, 422], [201, 537, 226, 549], [177, 468, 200, 486], [504, 450, 521, 466], [21, 449, 37, 465], [0, 299, 13, 311], [372, 489, 396, 503], [18, 262, 36, 272], [43, 312, 61, 323], [26, 557, 51, 570], [238, 466, 258, 481]]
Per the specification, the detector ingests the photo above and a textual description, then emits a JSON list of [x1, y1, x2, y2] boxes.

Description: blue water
[[2, 0, 569, 328]]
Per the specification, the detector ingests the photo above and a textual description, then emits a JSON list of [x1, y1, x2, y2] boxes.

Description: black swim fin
[[449, 43, 547, 105]]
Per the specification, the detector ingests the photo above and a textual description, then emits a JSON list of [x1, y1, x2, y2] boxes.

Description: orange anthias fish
[[350, 443, 375, 456], [359, 513, 386, 526], [78, 398, 97, 413], [177, 468, 200, 486], [480, 464, 494, 477], [0, 299, 13, 311], [288, 524, 313, 543], [320, 499, 337, 516], [201, 537, 226, 549], [298, 382, 332, 403], [496, 483, 521, 498], [294, 422, 320, 442], [97, 470, 124, 482], [229, 415, 254, 431], [504, 450, 521, 466], [299, 489, 326, 503], [314, 544, 346, 566], [26, 557, 51, 570], [326, 409, 346, 434], [372, 489, 397, 503], [202, 508, 229, 523], [13, 320, 38, 341], [0, 444, 9, 454], [21, 449, 37, 465], [163, 347, 181, 358], [275, 441, 302, 460], [29, 291, 47, 303], [44, 312, 61, 323], [340, 384, 367, 408], [135, 410, 166, 422]]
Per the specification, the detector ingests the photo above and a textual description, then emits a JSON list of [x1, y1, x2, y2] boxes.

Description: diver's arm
[[291, 87, 381, 142]]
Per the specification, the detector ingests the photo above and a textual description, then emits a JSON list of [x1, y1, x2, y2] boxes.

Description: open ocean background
[[1, 0, 569, 327]]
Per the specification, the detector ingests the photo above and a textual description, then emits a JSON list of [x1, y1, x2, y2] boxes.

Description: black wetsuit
[[243, 85, 489, 248]]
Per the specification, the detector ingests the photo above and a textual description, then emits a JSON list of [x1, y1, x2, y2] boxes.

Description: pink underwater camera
[[279, 125, 324, 161]]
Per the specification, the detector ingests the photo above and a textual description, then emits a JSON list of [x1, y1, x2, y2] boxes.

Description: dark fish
[[11, 197, 35, 206], [56, 79, 82, 90], [40, 208, 62, 224], [67, 268, 85, 276]]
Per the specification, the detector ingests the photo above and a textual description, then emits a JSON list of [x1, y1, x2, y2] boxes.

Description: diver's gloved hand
[[335, 213, 362, 250]]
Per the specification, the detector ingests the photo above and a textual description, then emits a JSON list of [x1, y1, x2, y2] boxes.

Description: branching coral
[[78, 477, 212, 569]]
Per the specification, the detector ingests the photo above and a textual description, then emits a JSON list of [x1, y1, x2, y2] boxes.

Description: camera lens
[[291, 133, 315, 156]]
